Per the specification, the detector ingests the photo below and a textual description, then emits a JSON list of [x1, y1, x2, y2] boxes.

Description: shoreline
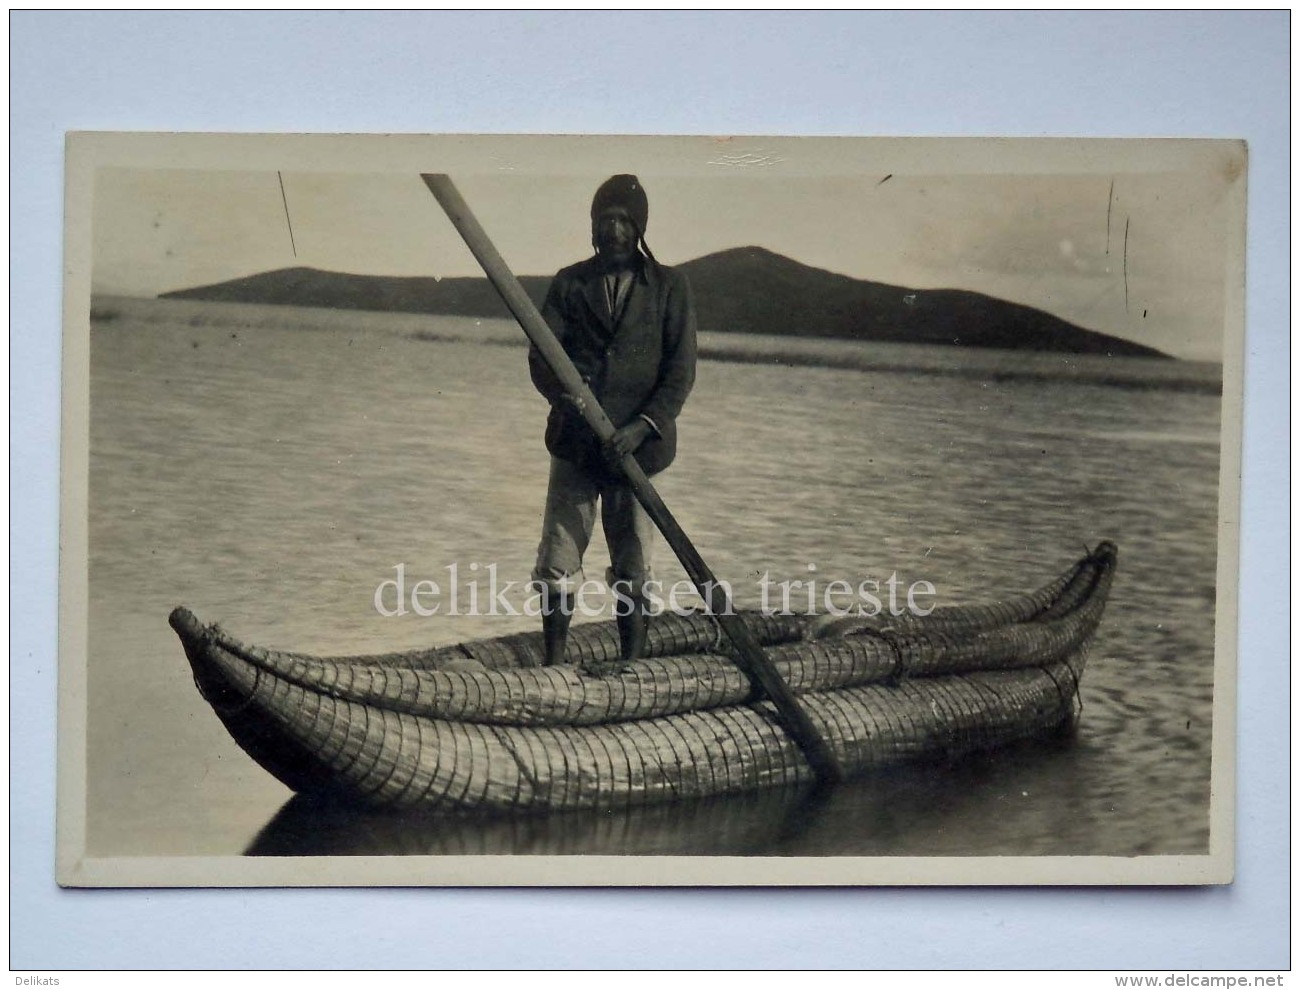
[[90, 294, 1224, 395]]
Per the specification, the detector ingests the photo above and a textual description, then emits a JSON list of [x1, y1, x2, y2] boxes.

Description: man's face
[[594, 206, 639, 267]]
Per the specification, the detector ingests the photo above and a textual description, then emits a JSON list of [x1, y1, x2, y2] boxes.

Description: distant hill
[[162, 247, 1168, 358], [163, 266, 555, 320]]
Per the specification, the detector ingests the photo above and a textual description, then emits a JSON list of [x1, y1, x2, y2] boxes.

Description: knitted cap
[[590, 174, 649, 233]]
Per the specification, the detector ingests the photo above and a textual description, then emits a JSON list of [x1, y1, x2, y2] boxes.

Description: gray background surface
[[11, 10, 1289, 970]]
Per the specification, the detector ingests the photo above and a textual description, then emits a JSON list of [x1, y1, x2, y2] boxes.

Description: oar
[[422, 173, 843, 787]]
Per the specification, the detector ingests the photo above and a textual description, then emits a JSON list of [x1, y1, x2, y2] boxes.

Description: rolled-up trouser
[[532, 455, 656, 607]]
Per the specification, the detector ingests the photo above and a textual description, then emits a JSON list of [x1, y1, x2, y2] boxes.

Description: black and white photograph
[[57, 133, 1242, 887]]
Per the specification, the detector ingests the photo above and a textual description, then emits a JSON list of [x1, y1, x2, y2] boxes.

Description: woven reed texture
[[200, 644, 1093, 811], [175, 545, 1115, 812], [199, 556, 1105, 727], [184, 550, 1103, 726], [188, 557, 1084, 676], [323, 610, 811, 672]]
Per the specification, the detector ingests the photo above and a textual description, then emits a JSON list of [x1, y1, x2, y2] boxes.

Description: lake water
[[85, 297, 1224, 859]]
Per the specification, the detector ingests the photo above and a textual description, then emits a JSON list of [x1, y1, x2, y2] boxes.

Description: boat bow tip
[[169, 606, 205, 643]]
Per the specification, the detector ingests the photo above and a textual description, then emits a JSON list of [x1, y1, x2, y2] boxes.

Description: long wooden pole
[[422, 173, 843, 786]]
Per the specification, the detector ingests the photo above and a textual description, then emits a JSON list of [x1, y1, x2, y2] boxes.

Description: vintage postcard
[[57, 133, 1243, 887]]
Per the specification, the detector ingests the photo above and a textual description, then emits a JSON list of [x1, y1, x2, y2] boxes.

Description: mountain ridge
[[161, 246, 1168, 358]]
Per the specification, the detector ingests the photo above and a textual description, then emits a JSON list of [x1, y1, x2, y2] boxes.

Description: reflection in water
[[248, 784, 822, 858], [247, 733, 1082, 858]]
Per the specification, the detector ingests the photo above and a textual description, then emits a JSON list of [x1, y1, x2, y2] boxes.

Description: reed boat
[[170, 541, 1115, 813]]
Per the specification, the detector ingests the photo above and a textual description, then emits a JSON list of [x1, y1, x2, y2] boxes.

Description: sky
[[92, 164, 1238, 361]]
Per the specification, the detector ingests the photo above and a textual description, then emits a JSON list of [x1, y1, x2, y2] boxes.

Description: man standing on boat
[[528, 174, 698, 669]]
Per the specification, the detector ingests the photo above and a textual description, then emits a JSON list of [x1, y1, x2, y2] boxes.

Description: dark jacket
[[529, 254, 697, 478]]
